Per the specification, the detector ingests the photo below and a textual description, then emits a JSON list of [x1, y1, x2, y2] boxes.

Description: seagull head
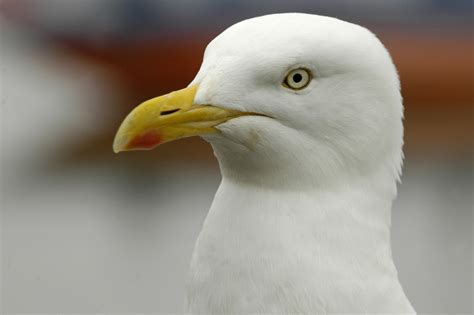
[[114, 13, 403, 190]]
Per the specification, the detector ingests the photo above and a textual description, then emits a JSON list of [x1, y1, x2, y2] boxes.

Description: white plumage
[[184, 13, 414, 313]]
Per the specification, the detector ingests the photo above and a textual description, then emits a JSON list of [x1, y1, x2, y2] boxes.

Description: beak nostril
[[160, 109, 180, 116]]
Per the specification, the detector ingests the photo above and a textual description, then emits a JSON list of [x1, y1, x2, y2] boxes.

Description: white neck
[[186, 167, 414, 313]]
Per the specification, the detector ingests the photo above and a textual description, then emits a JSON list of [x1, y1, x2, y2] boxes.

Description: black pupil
[[293, 73, 303, 83]]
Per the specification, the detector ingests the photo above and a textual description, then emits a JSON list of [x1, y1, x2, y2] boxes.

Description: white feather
[[186, 13, 414, 313]]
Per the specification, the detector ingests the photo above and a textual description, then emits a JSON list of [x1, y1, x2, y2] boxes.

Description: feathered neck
[[186, 167, 414, 313]]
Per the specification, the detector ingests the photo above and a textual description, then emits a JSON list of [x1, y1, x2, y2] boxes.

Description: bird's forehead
[[201, 13, 377, 78], [207, 14, 368, 58], [208, 18, 310, 59]]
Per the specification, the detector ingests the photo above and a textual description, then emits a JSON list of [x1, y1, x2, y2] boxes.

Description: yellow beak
[[113, 85, 247, 153]]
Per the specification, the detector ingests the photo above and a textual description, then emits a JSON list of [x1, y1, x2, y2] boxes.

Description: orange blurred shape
[[383, 32, 473, 107], [63, 31, 472, 109]]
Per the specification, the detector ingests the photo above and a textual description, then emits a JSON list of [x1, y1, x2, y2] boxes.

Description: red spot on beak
[[127, 130, 162, 150]]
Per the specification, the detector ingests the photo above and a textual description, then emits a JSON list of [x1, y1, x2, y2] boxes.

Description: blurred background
[[0, 0, 472, 313]]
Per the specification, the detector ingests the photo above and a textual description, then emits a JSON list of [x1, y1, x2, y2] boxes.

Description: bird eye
[[283, 68, 311, 90]]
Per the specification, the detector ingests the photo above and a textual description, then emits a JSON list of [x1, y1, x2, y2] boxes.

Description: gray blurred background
[[1, 0, 472, 313]]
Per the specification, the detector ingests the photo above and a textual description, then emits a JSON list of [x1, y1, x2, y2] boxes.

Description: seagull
[[113, 13, 415, 314]]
